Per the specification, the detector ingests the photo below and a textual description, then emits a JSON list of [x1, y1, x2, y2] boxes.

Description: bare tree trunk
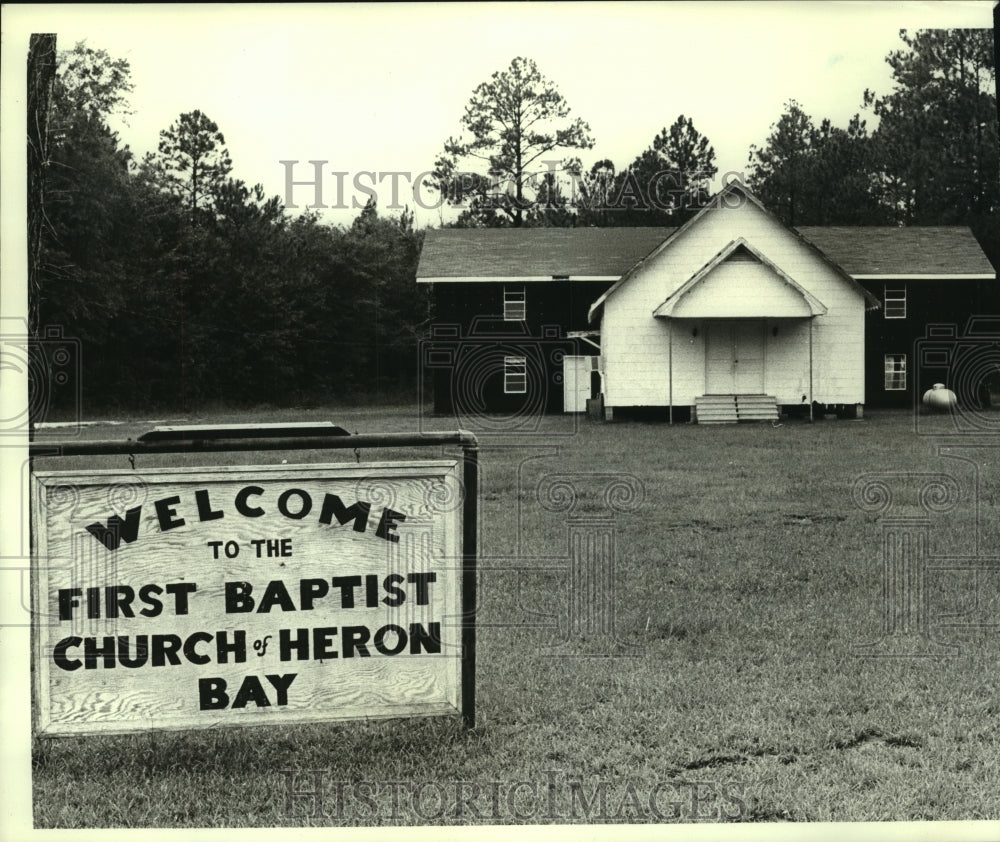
[[27, 33, 56, 336], [27, 33, 56, 440]]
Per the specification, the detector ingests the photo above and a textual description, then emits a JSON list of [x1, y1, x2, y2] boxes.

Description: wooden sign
[[31, 461, 467, 736]]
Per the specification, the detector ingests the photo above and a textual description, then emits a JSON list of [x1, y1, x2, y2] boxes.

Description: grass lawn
[[30, 405, 1000, 826]]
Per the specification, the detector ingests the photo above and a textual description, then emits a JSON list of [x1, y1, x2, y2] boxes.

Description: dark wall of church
[[860, 279, 998, 408], [423, 281, 611, 415]]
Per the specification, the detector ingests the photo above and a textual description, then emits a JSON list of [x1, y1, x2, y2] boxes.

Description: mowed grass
[[31, 405, 1000, 826]]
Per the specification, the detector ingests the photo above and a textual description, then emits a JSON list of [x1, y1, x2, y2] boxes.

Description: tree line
[[30, 31, 998, 412], [34, 42, 426, 411]]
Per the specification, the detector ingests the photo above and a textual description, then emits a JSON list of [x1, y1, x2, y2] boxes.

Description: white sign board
[[31, 462, 466, 737]]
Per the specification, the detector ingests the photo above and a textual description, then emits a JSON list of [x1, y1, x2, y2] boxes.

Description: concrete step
[[695, 395, 738, 424], [695, 394, 778, 424], [735, 394, 778, 421]]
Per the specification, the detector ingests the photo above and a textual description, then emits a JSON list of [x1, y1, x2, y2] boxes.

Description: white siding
[[763, 320, 813, 404], [601, 197, 865, 408], [670, 261, 815, 318]]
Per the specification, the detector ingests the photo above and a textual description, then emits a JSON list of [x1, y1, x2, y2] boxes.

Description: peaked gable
[[588, 180, 879, 323], [653, 238, 827, 318]]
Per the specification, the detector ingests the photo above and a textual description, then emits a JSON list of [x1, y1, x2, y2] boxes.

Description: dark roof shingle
[[416, 227, 674, 278], [417, 225, 995, 280], [796, 226, 995, 276]]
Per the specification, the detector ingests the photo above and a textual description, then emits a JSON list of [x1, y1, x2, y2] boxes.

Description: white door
[[706, 321, 765, 394], [563, 356, 593, 412]]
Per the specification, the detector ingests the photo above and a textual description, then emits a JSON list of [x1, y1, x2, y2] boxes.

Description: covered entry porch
[[659, 316, 820, 423], [697, 318, 802, 423], [653, 239, 828, 424]]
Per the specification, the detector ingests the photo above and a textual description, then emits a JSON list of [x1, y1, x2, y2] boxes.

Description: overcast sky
[[3, 1, 995, 228]]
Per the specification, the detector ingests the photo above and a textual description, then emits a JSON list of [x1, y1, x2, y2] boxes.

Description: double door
[[705, 320, 765, 394]]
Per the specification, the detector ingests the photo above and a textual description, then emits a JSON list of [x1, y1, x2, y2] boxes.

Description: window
[[504, 356, 527, 394], [884, 354, 906, 390], [504, 287, 526, 321], [884, 286, 906, 319]]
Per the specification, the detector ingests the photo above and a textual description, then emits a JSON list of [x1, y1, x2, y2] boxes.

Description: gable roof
[[796, 226, 995, 277], [416, 227, 673, 280], [653, 238, 828, 318], [587, 180, 880, 323], [416, 194, 995, 286]]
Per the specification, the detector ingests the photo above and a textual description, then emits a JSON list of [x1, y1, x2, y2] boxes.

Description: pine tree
[[431, 57, 594, 227]]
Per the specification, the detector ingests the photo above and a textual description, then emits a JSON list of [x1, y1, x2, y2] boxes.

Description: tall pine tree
[[431, 57, 594, 227]]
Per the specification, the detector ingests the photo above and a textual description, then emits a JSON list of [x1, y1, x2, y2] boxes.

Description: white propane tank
[[922, 382, 957, 412]]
